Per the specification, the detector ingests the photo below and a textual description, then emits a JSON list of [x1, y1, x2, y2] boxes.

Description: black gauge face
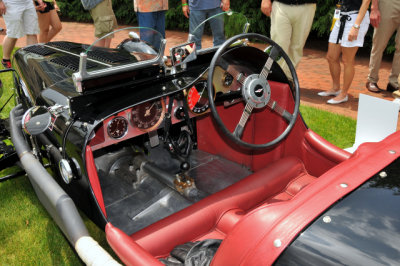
[[107, 116, 128, 139], [187, 80, 210, 114], [131, 99, 165, 132]]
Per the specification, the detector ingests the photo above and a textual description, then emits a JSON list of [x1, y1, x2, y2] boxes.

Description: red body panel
[[85, 146, 107, 217]]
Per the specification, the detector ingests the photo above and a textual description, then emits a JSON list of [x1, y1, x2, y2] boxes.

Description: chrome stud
[[379, 171, 387, 178], [273, 239, 282, 248], [323, 216, 331, 223]]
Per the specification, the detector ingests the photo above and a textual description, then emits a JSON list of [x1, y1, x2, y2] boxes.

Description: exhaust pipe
[[10, 104, 119, 265]]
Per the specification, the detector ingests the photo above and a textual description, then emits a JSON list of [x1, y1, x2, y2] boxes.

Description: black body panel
[[275, 158, 400, 266]]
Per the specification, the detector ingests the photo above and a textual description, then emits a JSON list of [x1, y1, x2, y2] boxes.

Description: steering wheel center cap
[[242, 74, 271, 109]]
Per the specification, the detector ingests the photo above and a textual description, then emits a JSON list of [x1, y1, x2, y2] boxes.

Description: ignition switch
[[174, 106, 185, 120]]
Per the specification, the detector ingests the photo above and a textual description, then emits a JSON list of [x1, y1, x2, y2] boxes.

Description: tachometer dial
[[131, 99, 165, 132], [107, 116, 128, 139], [187, 80, 210, 114]]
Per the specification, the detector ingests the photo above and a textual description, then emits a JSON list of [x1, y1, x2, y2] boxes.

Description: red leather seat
[[130, 156, 316, 258]]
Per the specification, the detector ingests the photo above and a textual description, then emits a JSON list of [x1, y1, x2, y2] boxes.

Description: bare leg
[[2, 36, 17, 60], [326, 42, 342, 92], [37, 11, 51, 43], [331, 46, 359, 101], [94, 37, 112, 48], [103, 38, 112, 48], [46, 9, 62, 42], [26, 34, 38, 45]]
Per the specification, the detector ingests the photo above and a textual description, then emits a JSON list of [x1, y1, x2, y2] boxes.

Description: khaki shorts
[[90, 0, 118, 38]]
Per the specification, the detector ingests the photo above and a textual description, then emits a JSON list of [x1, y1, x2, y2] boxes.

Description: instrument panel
[[90, 95, 193, 151], [89, 65, 239, 151]]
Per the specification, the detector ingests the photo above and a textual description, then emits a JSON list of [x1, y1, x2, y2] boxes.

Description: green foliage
[[57, 0, 137, 24], [313, 0, 336, 37], [165, 0, 189, 31], [56, 0, 396, 55]]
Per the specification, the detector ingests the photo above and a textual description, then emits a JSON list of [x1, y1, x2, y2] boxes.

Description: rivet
[[389, 150, 396, 154], [273, 239, 282, 248], [379, 171, 387, 178], [340, 183, 348, 188], [323, 216, 331, 223]]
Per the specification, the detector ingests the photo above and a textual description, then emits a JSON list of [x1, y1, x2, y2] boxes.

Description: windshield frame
[[72, 27, 166, 92], [72, 12, 249, 92]]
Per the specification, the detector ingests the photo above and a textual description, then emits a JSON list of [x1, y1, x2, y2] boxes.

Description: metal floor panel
[[98, 149, 252, 235]]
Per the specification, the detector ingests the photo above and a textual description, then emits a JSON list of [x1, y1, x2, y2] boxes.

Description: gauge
[[131, 99, 165, 132], [107, 116, 128, 139], [187, 80, 210, 114]]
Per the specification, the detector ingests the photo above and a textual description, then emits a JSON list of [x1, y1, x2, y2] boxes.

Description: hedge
[[56, 0, 395, 54]]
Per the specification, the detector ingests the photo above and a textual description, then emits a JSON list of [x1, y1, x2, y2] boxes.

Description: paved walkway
[[0, 19, 396, 121]]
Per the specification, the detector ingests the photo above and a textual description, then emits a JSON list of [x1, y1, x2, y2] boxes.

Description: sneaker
[[1, 59, 11, 69]]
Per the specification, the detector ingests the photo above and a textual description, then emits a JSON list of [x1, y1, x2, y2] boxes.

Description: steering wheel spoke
[[260, 45, 280, 80], [233, 102, 253, 139], [267, 99, 293, 123]]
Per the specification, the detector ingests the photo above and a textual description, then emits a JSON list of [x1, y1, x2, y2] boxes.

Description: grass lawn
[[0, 47, 356, 265]]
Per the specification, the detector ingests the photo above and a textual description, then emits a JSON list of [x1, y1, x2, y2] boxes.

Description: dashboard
[[87, 64, 240, 151], [88, 80, 211, 151]]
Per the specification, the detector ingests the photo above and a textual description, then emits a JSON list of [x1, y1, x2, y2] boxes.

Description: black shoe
[[387, 83, 399, 92], [366, 82, 381, 93]]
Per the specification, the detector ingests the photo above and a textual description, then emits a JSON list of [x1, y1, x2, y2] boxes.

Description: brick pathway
[[0, 19, 395, 121]]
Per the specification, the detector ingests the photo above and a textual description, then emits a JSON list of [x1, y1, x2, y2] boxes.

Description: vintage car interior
[[11, 12, 385, 265]]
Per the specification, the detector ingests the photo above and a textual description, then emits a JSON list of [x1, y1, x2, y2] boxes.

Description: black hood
[[275, 158, 400, 265]]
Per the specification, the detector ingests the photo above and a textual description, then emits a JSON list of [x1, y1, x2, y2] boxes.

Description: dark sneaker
[[365, 81, 381, 93], [1, 59, 11, 69], [387, 83, 399, 92]]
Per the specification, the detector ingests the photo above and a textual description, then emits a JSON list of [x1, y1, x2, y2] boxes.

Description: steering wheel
[[207, 33, 300, 150]]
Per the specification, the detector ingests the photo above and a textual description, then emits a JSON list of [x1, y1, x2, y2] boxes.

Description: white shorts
[[3, 0, 39, 38], [329, 11, 370, 47]]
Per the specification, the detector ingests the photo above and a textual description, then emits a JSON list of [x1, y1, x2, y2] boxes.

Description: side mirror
[[170, 42, 196, 66], [22, 106, 52, 136]]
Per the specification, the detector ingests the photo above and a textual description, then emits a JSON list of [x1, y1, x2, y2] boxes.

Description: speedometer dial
[[107, 116, 128, 139], [131, 99, 165, 132], [187, 80, 210, 114]]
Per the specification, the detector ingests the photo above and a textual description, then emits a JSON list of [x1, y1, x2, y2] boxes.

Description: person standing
[[318, 0, 371, 104], [0, 0, 45, 68], [80, 0, 117, 48], [134, 0, 168, 51], [260, 0, 316, 70], [365, 0, 400, 94], [182, 0, 230, 50], [35, 0, 62, 43]]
